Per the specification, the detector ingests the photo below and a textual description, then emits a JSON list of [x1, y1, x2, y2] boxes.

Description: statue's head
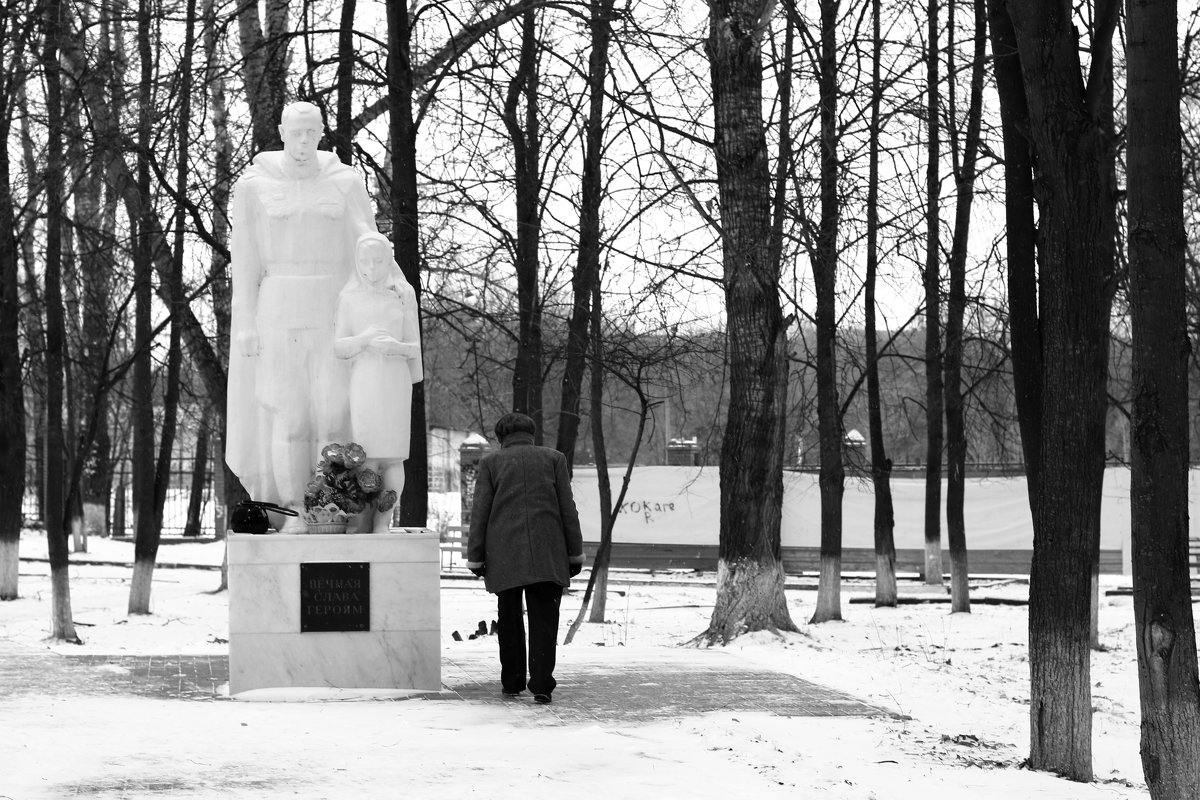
[[278, 102, 324, 166], [355, 232, 392, 285]]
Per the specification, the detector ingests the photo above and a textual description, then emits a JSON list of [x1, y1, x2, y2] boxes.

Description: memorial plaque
[[300, 562, 370, 632]]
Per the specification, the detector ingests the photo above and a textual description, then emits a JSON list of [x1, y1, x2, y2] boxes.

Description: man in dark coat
[[466, 412, 585, 703]]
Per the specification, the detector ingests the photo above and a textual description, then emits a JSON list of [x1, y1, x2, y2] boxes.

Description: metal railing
[[21, 454, 216, 537]]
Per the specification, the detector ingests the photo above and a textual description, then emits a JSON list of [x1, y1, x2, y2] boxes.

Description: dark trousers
[[496, 582, 563, 696]]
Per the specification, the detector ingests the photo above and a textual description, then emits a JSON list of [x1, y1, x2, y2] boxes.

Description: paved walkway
[[0, 640, 891, 723]]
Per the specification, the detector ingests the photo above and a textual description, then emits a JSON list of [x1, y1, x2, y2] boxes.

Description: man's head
[[278, 102, 324, 166], [494, 412, 536, 441]]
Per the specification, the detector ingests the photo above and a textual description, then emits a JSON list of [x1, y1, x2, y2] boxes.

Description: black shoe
[[502, 688, 523, 697], [534, 693, 552, 704]]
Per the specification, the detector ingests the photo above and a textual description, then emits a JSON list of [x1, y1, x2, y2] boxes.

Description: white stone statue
[[333, 232, 423, 532], [226, 101, 381, 530]]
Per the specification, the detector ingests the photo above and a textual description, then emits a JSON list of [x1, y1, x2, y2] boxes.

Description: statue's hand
[[355, 327, 386, 352], [372, 334, 412, 356], [237, 331, 260, 357]]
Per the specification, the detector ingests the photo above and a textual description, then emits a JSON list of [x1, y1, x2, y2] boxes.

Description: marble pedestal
[[227, 529, 440, 695]]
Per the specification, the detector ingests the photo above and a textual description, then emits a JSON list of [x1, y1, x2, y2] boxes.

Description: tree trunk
[[387, 0, 429, 527], [1002, 0, 1119, 780], [866, 0, 896, 608], [1023, 122, 1111, 784], [810, 0, 844, 624], [556, 0, 612, 471], [333, 0, 357, 165], [113, 471, 126, 537], [586, 283, 613, 624], [701, 0, 797, 643], [922, 0, 944, 587], [986, 0, 1038, 498], [0, 11, 25, 600], [943, 0, 986, 614], [584, 312, 612, 623], [129, 0, 159, 616], [503, 11, 545, 440], [1127, 0, 1200, 794], [42, 0, 78, 641]]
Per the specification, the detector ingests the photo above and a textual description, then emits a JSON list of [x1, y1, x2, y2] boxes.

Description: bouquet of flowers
[[303, 442, 398, 523]]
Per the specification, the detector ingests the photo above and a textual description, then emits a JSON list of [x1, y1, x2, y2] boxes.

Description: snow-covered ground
[[1, 532, 1157, 799]]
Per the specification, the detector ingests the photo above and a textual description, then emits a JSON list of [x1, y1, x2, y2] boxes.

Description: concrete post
[[458, 433, 491, 527]]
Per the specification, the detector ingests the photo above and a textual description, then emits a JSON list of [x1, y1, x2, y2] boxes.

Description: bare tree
[[922, 0, 944, 587], [1127, 0, 1200, 794], [865, 0, 896, 608], [0, 2, 33, 600], [128, 0, 159, 615], [386, 0, 428, 526], [806, 0, 846, 625], [556, 0, 614, 469], [699, 0, 798, 643], [41, 0, 78, 641], [992, 0, 1119, 780], [986, 1, 1037, 489], [503, 10, 546, 438], [942, 0, 986, 613]]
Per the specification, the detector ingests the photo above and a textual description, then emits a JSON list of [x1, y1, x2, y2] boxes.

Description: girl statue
[[333, 232, 423, 532]]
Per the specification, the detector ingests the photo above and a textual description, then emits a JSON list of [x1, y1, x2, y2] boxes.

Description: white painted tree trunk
[[810, 554, 842, 623], [874, 553, 897, 607], [128, 559, 155, 615], [587, 567, 609, 624], [705, 558, 795, 644], [923, 540, 942, 586], [0, 538, 18, 599], [51, 567, 77, 641]]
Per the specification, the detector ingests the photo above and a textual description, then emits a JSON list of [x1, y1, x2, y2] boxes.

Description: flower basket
[[302, 503, 351, 534], [304, 521, 349, 535]]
